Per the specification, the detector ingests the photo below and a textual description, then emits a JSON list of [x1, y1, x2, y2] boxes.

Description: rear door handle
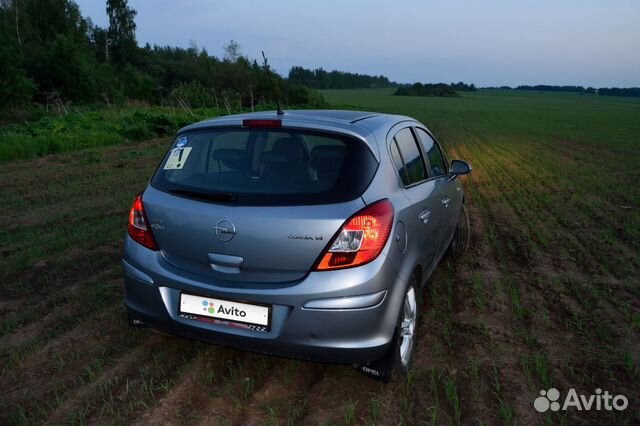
[[442, 197, 451, 208], [419, 209, 431, 224]]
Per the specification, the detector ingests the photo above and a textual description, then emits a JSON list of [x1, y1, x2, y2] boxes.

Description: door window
[[415, 128, 447, 177], [392, 128, 427, 186]]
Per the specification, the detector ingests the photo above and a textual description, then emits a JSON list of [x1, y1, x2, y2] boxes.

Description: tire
[[394, 280, 418, 377], [355, 277, 418, 381], [445, 203, 470, 259]]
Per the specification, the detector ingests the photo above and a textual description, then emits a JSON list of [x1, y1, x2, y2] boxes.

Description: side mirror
[[450, 159, 471, 175]]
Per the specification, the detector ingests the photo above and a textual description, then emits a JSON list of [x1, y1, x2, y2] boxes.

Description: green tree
[[0, 32, 36, 108], [106, 0, 137, 65], [90, 24, 109, 63], [0, 1, 327, 112], [45, 34, 96, 101], [120, 64, 154, 101], [223, 39, 241, 62]]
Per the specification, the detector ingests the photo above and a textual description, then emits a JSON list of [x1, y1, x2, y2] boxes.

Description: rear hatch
[[144, 125, 378, 283]]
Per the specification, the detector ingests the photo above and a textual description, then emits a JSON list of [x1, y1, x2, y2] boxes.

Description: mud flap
[[127, 312, 147, 327], [353, 339, 397, 382]]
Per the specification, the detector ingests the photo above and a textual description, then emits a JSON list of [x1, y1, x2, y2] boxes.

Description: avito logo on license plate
[[180, 293, 270, 327]]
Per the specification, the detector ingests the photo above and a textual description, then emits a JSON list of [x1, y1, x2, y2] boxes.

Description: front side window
[[392, 127, 427, 186], [415, 128, 447, 177]]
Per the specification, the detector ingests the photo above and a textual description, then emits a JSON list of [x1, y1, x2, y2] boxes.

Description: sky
[[75, 0, 640, 87]]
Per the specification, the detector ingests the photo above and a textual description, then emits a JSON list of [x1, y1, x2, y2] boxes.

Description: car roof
[[178, 110, 419, 161], [180, 109, 413, 132], [257, 109, 380, 123]]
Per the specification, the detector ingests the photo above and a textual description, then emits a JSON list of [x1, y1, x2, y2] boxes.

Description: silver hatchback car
[[123, 110, 471, 380]]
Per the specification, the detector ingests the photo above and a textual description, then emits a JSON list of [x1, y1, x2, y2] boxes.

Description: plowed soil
[[2, 91, 639, 425]]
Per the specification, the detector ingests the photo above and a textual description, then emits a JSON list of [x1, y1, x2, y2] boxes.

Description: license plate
[[179, 293, 270, 327]]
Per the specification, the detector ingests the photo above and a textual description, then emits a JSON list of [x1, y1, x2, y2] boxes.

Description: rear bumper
[[122, 236, 407, 364]]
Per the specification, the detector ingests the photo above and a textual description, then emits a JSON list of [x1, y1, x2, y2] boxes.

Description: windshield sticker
[[176, 136, 188, 147], [163, 147, 192, 170]]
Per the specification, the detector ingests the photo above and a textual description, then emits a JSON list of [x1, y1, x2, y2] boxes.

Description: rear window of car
[[150, 128, 378, 205]]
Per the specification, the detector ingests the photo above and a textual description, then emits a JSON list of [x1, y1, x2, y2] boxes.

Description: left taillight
[[128, 193, 158, 251]]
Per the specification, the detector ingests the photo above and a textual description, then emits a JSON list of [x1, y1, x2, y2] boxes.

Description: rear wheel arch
[[386, 264, 421, 349], [446, 203, 470, 259], [412, 264, 424, 294], [354, 264, 420, 381], [394, 272, 419, 377]]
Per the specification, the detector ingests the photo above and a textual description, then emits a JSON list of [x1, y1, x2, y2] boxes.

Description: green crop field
[[1, 89, 639, 425]]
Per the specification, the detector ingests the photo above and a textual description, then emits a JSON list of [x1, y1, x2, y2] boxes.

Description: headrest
[[211, 149, 245, 162], [261, 151, 291, 163], [272, 137, 298, 152], [261, 137, 306, 164], [272, 137, 305, 160], [311, 145, 346, 159], [310, 145, 346, 169], [211, 149, 247, 170]]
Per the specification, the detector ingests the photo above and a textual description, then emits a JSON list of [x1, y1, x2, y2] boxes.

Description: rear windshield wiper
[[168, 188, 237, 202]]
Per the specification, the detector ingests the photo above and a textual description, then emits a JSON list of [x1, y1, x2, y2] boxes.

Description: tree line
[[485, 85, 640, 97], [397, 82, 640, 97], [288, 66, 392, 89], [516, 85, 597, 93], [0, 0, 325, 111], [394, 82, 476, 97], [3, 0, 637, 113], [597, 87, 640, 97]]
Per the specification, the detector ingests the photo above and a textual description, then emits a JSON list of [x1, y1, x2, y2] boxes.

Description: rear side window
[[390, 141, 409, 186], [392, 128, 427, 186], [151, 129, 378, 205], [415, 128, 447, 177]]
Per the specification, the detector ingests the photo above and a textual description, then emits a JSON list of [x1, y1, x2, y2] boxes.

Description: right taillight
[[314, 199, 394, 270], [128, 193, 158, 251]]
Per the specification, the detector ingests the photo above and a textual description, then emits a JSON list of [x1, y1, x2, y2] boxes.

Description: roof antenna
[[261, 51, 284, 116]]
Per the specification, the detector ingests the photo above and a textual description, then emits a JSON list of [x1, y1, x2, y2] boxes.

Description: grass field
[[1, 89, 638, 425]]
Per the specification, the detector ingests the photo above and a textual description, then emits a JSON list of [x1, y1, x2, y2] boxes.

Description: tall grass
[[0, 107, 220, 162]]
